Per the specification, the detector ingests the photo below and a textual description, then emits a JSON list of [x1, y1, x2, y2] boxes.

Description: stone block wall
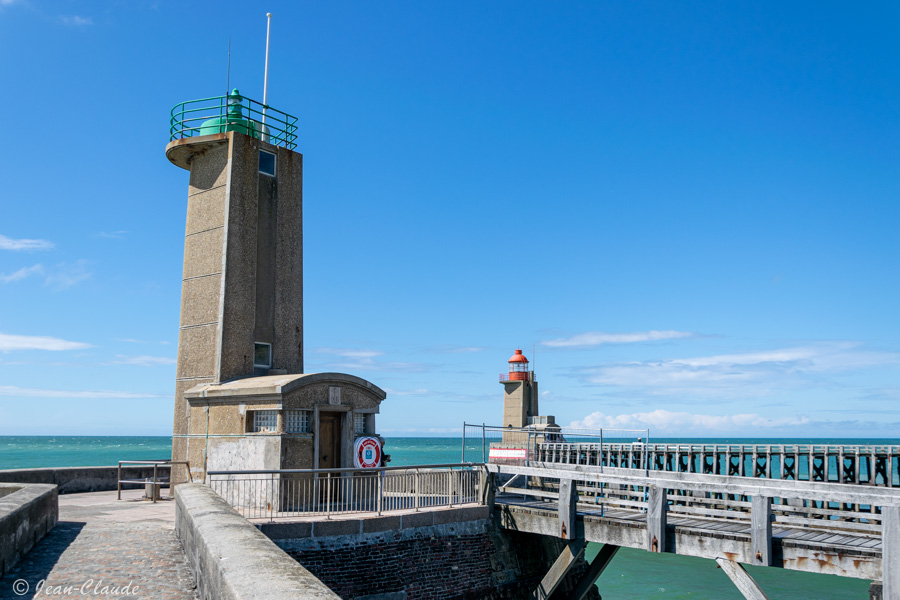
[[0, 483, 58, 579], [277, 518, 599, 600], [0, 466, 171, 494]]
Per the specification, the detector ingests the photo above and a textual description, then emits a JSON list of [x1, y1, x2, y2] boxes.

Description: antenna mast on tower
[[262, 12, 272, 129], [226, 38, 232, 96]]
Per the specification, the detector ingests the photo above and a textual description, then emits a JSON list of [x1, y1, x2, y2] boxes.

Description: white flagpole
[[262, 12, 272, 130]]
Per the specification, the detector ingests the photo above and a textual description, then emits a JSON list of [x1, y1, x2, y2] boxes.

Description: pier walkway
[[0, 490, 197, 600]]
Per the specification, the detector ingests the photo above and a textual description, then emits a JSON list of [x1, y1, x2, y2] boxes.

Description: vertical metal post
[[599, 430, 604, 472], [462, 422, 467, 463], [448, 469, 454, 508], [526, 429, 531, 467], [482, 423, 487, 463], [152, 462, 158, 503], [270, 472, 276, 521], [117, 462, 121, 500], [377, 470, 384, 516], [415, 468, 420, 511]]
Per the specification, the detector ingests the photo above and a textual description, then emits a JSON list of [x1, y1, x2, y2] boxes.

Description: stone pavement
[[0, 489, 198, 600]]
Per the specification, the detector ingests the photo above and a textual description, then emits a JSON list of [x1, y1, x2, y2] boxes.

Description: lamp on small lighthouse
[[507, 349, 529, 381], [500, 348, 537, 430]]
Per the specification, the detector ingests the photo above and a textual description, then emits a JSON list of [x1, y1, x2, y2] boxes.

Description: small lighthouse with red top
[[501, 348, 539, 428]]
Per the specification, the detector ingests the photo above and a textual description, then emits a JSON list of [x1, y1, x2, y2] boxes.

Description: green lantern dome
[[199, 88, 259, 138]]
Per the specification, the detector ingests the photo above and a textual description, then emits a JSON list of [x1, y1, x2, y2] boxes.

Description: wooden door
[[318, 412, 341, 469], [318, 412, 341, 506]]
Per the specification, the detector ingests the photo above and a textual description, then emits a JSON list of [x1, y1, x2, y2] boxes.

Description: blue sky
[[0, 1, 897, 437]]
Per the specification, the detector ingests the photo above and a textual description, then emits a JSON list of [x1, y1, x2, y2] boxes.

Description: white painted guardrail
[[206, 464, 483, 521]]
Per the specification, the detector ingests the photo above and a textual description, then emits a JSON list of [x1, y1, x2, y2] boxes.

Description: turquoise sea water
[[1, 435, 891, 598]]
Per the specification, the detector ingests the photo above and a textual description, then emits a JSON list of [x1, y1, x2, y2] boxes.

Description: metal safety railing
[[117, 460, 191, 503], [462, 422, 650, 471], [491, 462, 900, 534], [169, 89, 298, 149], [206, 463, 483, 521]]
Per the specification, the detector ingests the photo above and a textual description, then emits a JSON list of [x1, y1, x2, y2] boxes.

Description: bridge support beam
[[570, 544, 620, 600], [481, 469, 495, 513], [751, 495, 773, 566], [715, 558, 771, 600], [647, 485, 667, 552], [532, 539, 587, 600], [884, 505, 900, 600], [559, 478, 577, 539]]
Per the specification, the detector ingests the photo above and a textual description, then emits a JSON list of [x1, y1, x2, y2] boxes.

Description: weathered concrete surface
[[0, 489, 196, 600], [0, 466, 170, 494], [0, 483, 57, 579], [175, 483, 337, 600], [260, 505, 489, 541], [497, 497, 882, 580]]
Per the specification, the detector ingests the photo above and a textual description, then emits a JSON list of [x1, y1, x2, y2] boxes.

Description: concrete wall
[[0, 483, 57, 578], [175, 483, 338, 600], [267, 508, 598, 600], [0, 466, 171, 494]]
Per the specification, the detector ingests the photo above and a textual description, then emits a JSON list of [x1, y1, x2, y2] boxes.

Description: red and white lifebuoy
[[354, 436, 382, 468]]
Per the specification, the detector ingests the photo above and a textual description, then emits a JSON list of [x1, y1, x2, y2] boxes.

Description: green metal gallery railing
[[170, 88, 298, 150]]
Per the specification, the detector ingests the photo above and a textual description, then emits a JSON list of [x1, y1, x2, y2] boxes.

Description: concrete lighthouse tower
[[165, 90, 304, 483], [166, 88, 386, 486]]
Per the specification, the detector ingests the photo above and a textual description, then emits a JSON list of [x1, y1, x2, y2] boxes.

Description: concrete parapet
[[260, 505, 489, 540], [175, 483, 338, 600], [0, 483, 58, 578], [0, 465, 171, 494]]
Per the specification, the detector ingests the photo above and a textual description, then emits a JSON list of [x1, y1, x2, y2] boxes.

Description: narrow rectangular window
[[285, 410, 311, 433], [254, 342, 272, 368], [250, 410, 278, 433], [354, 413, 366, 435], [259, 150, 276, 176]]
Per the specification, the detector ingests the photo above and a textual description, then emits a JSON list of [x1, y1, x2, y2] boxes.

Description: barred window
[[250, 410, 278, 433], [285, 410, 311, 433], [354, 413, 366, 434]]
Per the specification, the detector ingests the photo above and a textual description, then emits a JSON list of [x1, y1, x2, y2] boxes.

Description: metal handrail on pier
[[117, 460, 191, 503], [206, 463, 484, 521]]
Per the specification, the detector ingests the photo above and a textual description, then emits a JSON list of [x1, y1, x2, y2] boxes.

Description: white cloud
[[110, 355, 177, 367], [0, 332, 92, 352], [312, 347, 429, 373], [61, 15, 93, 26], [424, 345, 485, 354], [315, 347, 384, 359], [0, 234, 54, 251], [382, 388, 431, 396], [0, 261, 91, 289], [570, 409, 811, 434], [44, 260, 91, 290], [0, 385, 165, 399], [1, 264, 44, 283], [543, 330, 694, 348], [576, 343, 900, 398]]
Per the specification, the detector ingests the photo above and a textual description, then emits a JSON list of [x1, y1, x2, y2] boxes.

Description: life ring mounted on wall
[[354, 436, 382, 468]]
